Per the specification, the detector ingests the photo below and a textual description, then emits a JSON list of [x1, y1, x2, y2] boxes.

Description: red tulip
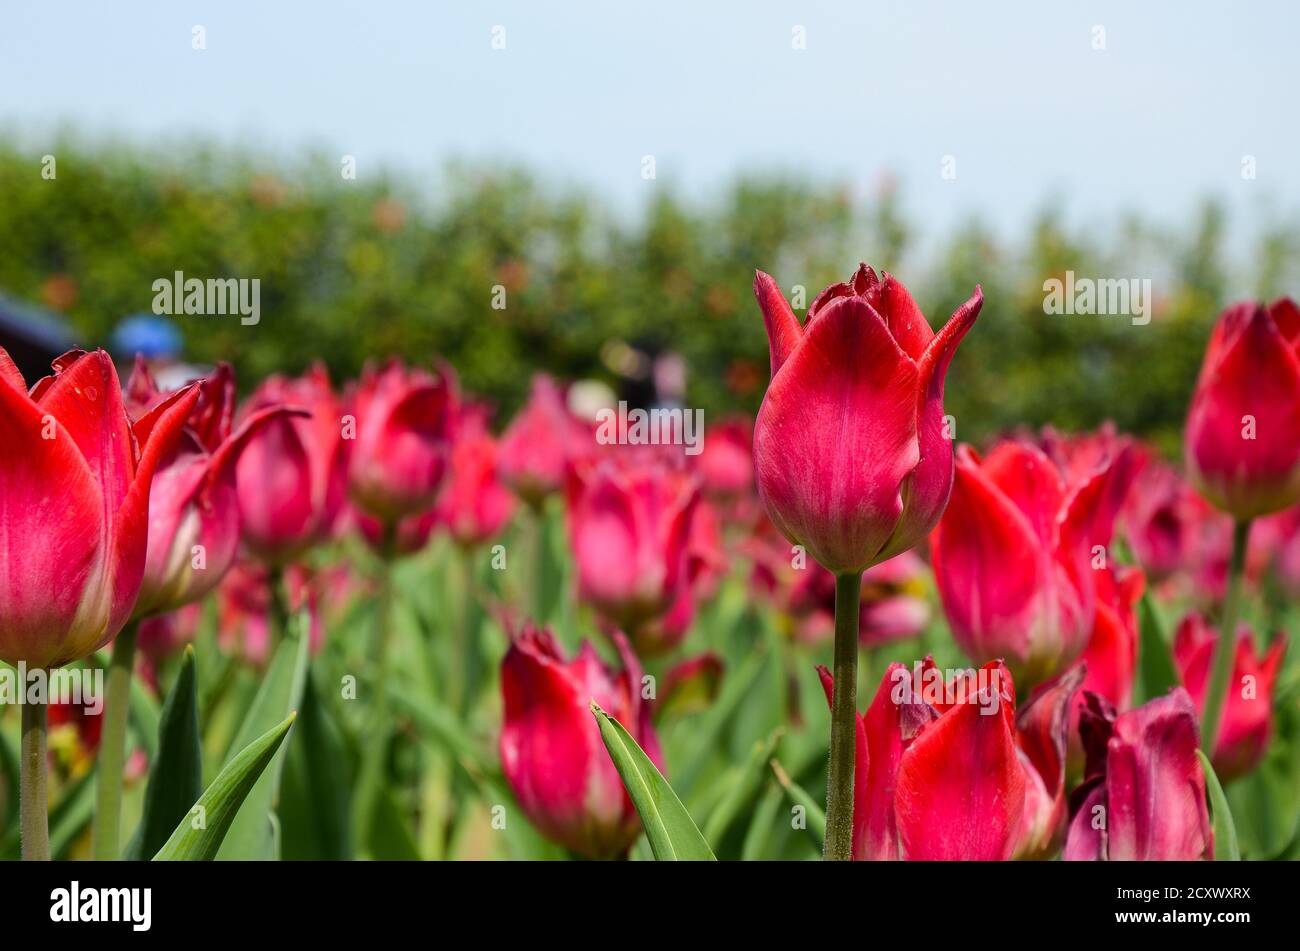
[[1121, 451, 1231, 595], [1174, 613, 1287, 781], [565, 456, 699, 642], [1064, 689, 1212, 860], [1185, 298, 1300, 519], [499, 624, 661, 858], [498, 374, 591, 508], [434, 404, 515, 547], [235, 365, 348, 564], [1014, 665, 1086, 859], [351, 505, 439, 557], [697, 416, 753, 500], [0, 348, 197, 668], [348, 358, 456, 524], [752, 264, 981, 575], [125, 359, 304, 617], [930, 438, 1136, 686], [1064, 565, 1144, 754], [817, 659, 1033, 860]]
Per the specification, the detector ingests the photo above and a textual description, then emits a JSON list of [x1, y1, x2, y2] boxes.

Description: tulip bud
[[1064, 689, 1212, 860], [434, 404, 515, 548], [1185, 299, 1300, 519], [498, 374, 591, 508], [127, 358, 306, 618], [752, 264, 981, 576], [565, 456, 699, 650], [499, 625, 661, 858], [348, 359, 456, 524], [931, 438, 1136, 687], [0, 348, 198, 668], [1174, 613, 1286, 781], [235, 365, 348, 564]]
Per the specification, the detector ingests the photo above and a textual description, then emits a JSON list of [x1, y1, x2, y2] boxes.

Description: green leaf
[[0, 719, 18, 833], [124, 646, 203, 860], [1199, 751, 1240, 861], [280, 667, 354, 860], [153, 714, 297, 861], [128, 668, 162, 763], [590, 701, 715, 861], [214, 611, 310, 860], [702, 728, 783, 847], [1136, 594, 1181, 704], [770, 758, 826, 845]]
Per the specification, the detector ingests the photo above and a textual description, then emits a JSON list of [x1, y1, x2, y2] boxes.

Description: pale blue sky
[[3, 1, 1296, 255]]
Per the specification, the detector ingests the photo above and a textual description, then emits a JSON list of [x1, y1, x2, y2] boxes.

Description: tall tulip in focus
[[0, 348, 197, 860], [500, 624, 661, 858], [1064, 689, 1213, 860], [235, 365, 349, 564], [1184, 298, 1300, 754], [753, 263, 981, 859], [565, 456, 699, 656], [931, 438, 1135, 687]]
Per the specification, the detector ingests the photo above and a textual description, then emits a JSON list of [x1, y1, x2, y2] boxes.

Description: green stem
[[92, 619, 138, 860], [1202, 518, 1251, 755], [267, 565, 288, 650], [353, 527, 396, 856], [824, 571, 861, 861], [530, 502, 548, 623], [20, 694, 49, 861]]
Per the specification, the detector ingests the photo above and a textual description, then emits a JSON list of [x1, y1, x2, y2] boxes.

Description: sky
[[2, 1, 1296, 254]]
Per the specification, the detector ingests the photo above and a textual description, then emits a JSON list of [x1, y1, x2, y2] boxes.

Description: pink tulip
[[1185, 299, 1300, 519], [500, 624, 661, 858], [1064, 689, 1212, 860], [0, 348, 197, 668], [697, 416, 753, 500], [350, 505, 440, 557], [126, 358, 304, 617], [235, 365, 348, 564], [1174, 613, 1287, 781], [434, 404, 515, 547], [1014, 665, 1086, 859], [348, 358, 456, 524], [565, 456, 699, 642], [752, 264, 981, 575], [931, 438, 1136, 686], [498, 374, 591, 508]]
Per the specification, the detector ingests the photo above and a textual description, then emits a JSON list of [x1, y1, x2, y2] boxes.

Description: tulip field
[[1, 262, 1298, 867]]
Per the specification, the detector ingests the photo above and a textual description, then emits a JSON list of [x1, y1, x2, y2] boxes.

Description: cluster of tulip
[[0, 266, 1296, 862]]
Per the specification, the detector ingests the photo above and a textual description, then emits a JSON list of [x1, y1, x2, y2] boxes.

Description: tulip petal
[[930, 447, 1044, 664], [878, 286, 982, 559], [0, 371, 105, 667], [755, 296, 920, 574], [753, 270, 803, 377], [1018, 664, 1086, 804], [0, 347, 25, 392], [876, 272, 934, 361], [895, 661, 1025, 860], [1103, 688, 1211, 861]]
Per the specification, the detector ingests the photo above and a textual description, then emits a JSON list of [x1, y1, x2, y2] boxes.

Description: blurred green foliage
[[2, 139, 1297, 450]]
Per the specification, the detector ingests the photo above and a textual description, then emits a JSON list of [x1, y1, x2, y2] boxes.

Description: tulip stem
[[1202, 518, 1251, 756], [20, 695, 49, 861], [825, 571, 861, 861], [92, 619, 138, 861]]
